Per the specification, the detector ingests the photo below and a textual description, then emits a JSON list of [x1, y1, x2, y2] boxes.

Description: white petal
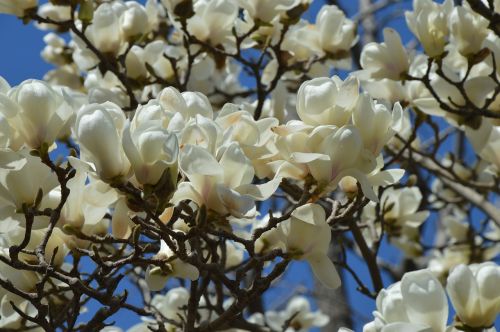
[[401, 270, 448, 332], [307, 253, 341, 289], [145, 266, 169, 291]]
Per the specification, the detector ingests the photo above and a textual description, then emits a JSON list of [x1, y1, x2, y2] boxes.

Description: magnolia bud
[[75, 102, 130, 182], [447, 263, 500, 328]]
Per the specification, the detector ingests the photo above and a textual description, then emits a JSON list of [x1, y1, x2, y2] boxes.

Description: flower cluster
[[361, 264, 500, 332], [0, 0, 498, 330]]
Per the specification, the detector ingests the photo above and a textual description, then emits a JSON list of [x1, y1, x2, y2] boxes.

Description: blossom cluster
[[0, 0, 498, 330]]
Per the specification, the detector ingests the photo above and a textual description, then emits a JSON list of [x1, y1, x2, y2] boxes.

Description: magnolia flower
[[120, 2, 149, 40], [142, 41, 176, 81], [405, 0, 453, 57], [0, 294, 43, 330], [281, 20, 323, 63], [0, 78, 70, 149], [159, 87, 213, 120], [187, 0, 238, 49], [122, 120, 179, 186], [36, 3, 72, 30], [449, 6, 489, 57], [271, 123, 378, 201], [43, 63, 83, 91], [364, 269, 448, 332], [266, 296, 330, 331], [428, 245, 489, 282], [353, 96, 403, 157], [238, 0, 299, 23], [145, 240, 199, 291], [75, 102, 131, 182], [316, 5, 357, 55], [124, 46, 148, 80], [0, 150, 58, 211], [84, 3, 124, 55], [446, 263, 500, 328], [215, 103, 278, 177], [151, 287, 189, 323], [276, 203, 341, 289], [173, 143, 280, 218], [123, 287, 191, 331], [85, 70, 128, 107], [179, 115, 223, 156], [41, 33, 71, 66], [215, 103, 277, 148], [0, 248, 38, 292], [53, 159, 118, 232], [3, 225, 69, 266], [296, 76, 359, 127], [360, 28, 410, 80], [252, 213, 285, 255], [0, 0, 37, 17], [362, 186, 429, 256]]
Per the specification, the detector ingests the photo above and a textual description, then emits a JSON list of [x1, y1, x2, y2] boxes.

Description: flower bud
[[1, 79, 70, 149], [75, 102, 130, 182], [120, 2, 149, 40], [450, 6, 489, 57], [296, 76, 358, 126], [447, 263, 500, 328], [85, 3, 124, 54], [122, 121, 179, 186]]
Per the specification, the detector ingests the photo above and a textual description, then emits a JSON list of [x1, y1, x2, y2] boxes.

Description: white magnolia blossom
[[75, 102, 131, 182], [127, 287, 190, 331], [405, 0, 453, 57], [173, 143, 280, 218], [122, 119, 179, 186], [0, 78, 71, 149], [296, 76, 359, 127], [276, 203, 341, 289], [55, 159, 118, 231], [0, 150, 58, 211], [145, 240, 199, 291], [446, 262, 500, 328], [265, 296, 330, 331], [36, 3, 72, 30], [186, 0, 239, 49], [120, 2, 150, 40], [316, 5, 357, 55], [449, 6, 489, 57], [362, 186, 429, 257], [83, 3, 125, 55], [364, 270, 448, 332], [353, 96, 403, 157], [41, 33, 71, 66], [360, 28, 410, 80], [238, 0, 300, 23]]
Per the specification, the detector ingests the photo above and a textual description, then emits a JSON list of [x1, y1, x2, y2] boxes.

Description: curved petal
[[307, 253, 341, 289], [401, 270, 448, 332], [145, 266, 169, 291], [180, 144, 222, 177]]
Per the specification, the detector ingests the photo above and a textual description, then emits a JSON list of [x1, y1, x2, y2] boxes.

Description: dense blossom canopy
[[0, 0, 499, 331]]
